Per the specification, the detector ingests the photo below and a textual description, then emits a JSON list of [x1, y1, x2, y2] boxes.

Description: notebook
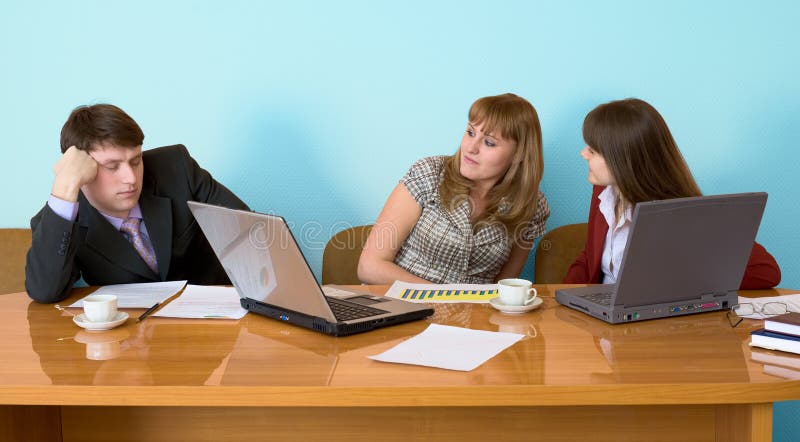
[[187, 201, 434, 336], [555, 192, 768, 324]]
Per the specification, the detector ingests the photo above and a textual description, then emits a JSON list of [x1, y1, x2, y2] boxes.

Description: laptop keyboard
[[326, 297, 388, 321], [580, 291, 614, 306]]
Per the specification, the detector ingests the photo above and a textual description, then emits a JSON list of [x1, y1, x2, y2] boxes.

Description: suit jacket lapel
[[78, 193, 158, 280], [139, 183, 173, 280]]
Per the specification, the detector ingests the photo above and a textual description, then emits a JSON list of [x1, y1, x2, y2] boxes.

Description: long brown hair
[[440, 93, 544, 233], [583, 98, 701, 205]]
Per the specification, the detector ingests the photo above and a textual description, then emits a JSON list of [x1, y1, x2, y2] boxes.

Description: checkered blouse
[[393, 156, 550, 283]]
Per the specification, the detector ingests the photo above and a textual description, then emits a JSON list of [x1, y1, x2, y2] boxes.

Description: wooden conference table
[[1, 285, 799, 442]]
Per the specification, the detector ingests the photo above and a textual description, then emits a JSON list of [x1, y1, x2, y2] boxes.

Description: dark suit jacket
[[563, 185, 782, 289], [25, 144, 249, 303]]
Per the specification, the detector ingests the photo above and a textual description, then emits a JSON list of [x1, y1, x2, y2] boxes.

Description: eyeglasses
[[727, 302, 792, 328]]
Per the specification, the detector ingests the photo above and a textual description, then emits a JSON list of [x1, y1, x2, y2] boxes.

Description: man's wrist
[[51, 179, 81, 202]]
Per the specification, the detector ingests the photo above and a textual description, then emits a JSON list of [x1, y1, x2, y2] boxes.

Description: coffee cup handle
[[524, 288, 538, 305]]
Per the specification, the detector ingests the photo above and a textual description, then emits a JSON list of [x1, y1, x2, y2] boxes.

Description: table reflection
[[480, 309, 545, 385], [554, 307, 749, 383], [750, 348, 800, 380], [28, 301, 240, 386], [74, 328, 130, 360]]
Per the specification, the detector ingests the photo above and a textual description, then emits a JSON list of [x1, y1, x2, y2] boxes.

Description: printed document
[[737, 293, 800, 319], [384, 281, 498, 303], [69, 280, 187, 308], [153, 285, 247, 319]]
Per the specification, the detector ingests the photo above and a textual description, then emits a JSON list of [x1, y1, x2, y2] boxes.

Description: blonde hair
[[440, 93, 544, 233]]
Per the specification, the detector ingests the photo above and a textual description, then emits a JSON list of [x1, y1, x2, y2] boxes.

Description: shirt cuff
[[47, 194, 79, 221]]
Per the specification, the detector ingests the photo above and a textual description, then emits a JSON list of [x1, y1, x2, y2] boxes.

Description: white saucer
[[489, 297, 543, 314], [72, 312, 129, 331]]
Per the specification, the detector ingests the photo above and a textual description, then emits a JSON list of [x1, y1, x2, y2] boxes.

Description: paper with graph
[[384, 281, 498, 304]]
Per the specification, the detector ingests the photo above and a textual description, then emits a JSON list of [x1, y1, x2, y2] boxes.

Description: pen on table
[[137, 303, 160, 322]]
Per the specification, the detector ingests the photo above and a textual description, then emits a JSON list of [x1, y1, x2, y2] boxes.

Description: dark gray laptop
[[556, 192, 768, 324], [187, 201, 434, 336]]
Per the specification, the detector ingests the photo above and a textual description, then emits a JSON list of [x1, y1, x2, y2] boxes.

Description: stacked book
[[750, 312, 800, 355]]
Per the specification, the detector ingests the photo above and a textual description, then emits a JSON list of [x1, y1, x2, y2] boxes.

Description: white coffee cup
[[82, 294, 118, 323], [497, 278, 538, 306]]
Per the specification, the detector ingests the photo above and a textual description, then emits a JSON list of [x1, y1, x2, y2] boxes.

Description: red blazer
[[563, 186, 781, 289]]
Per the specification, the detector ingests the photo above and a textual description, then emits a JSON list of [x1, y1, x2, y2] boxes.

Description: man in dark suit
[[25, 104, 249, 303]]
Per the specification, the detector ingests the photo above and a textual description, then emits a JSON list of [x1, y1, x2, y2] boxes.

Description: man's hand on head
[[51, 146, 98, 202]]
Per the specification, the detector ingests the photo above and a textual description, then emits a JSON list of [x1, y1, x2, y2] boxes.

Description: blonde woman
[[358, 93, 550, 284]]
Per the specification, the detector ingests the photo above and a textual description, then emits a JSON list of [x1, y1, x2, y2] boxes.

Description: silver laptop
[[187, 201, 434, 336], [556, 192, 768, 324]]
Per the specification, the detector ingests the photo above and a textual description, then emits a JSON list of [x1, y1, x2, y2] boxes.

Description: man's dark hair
[[60, 104, 144, 153]]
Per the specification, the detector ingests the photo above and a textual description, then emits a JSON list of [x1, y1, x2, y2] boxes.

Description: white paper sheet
[[368, 324, 524, 371], [152, 285, 248, 319], [737, 293, 800, 319], [384, 281, 498, 303], [69, 280, 188, 308]]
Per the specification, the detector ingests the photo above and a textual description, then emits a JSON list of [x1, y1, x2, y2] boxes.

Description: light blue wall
[[2, 1, 798, 437]]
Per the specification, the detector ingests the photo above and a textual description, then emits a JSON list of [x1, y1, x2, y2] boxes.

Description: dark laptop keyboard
[[326, 297, 388, 321], [580, 291, 614, 306]]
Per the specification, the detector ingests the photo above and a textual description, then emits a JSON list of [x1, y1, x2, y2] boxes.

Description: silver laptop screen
[[187, 201, 336, 321]]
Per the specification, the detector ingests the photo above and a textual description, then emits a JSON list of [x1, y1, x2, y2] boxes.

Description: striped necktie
[[119, 217, 159, 275]]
